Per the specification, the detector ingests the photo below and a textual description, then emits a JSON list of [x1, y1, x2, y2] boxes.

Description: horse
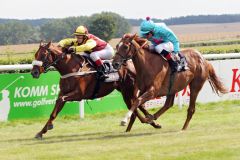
[[112, 33, 228, 130], [31, 41, 161, 139]]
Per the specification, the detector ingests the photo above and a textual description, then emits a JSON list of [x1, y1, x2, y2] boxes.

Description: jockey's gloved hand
[[67, 47, 76, 54], [61, 47, 68, 53]]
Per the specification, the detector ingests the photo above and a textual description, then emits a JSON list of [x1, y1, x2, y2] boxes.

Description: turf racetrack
[[0, 100, 240, 160]]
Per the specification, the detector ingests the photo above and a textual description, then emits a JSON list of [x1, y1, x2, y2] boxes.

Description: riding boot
[[161, 49, 180, 73], [96, 65, 109, 80], [168, 59, 179, 73]]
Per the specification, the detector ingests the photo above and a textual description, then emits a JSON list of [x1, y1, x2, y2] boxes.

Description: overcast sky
[[1, 0, 240, 20]]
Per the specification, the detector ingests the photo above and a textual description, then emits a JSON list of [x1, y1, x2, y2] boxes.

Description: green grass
[[0, 100, 240, 160], [0, 52, 34, 65], [181, 39, 240, 48], [192, 44, 240, 54]]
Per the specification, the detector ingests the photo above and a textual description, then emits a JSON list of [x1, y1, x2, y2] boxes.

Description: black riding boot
[[96, 65, 108, 80], [168, 59, 179, 73], [161, 49, 180, 73]]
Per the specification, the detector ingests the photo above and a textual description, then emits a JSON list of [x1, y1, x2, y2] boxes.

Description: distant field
[[132, 22, 240, 42], [0, 22, 240, 54], [0, 100, 240, 160], [0, 22, 240, 64]]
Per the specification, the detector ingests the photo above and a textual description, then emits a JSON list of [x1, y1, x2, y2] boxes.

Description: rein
[[43, 49, 65, 72], [115, 40, 136, 64], [61, 70, 97, 79], [32, 48, 65, 73]]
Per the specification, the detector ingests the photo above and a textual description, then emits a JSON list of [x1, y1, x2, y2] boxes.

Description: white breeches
[[90, 44, 114, 61], [154, 42, 174, 54]]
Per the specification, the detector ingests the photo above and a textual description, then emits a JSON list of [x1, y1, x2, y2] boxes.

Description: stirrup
[[97, 72, 109, 80]]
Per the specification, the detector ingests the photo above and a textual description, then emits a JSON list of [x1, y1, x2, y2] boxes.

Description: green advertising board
[[0, 71, 127, 121]]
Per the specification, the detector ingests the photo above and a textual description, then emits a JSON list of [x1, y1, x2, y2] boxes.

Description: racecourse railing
[[0, 53, 239, 119], [0, 53, 240, 71]]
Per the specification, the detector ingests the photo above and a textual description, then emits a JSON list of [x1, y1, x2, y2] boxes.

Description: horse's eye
[[123, 45, 128, 50]]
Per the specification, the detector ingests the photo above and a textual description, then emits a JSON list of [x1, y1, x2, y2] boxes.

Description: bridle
[[115, 41, 134, 63], [32, 46, 65, 73], [115, 37, 147, 65]]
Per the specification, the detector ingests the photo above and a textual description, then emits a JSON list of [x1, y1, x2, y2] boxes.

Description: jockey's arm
[[58, 38, 75, 48], [75, 39, 97, 53]]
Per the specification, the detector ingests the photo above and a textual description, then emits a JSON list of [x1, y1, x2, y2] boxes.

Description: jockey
[[58, 25, 114, 79], [139, 17, 187, 73]]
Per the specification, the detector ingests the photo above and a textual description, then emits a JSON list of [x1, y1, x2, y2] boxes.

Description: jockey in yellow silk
[[58, 25, 114, 79]]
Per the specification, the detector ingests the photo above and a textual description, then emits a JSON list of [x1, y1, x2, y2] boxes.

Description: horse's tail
[[207, 62, 229, 95]]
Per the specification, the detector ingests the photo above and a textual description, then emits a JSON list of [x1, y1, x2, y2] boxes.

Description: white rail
[[0, 53, 239, 71], [203, 53, 240, 60], [0, 64, 32, 71]]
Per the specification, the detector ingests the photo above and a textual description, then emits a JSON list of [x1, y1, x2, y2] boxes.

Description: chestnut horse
[[31, 42, 160, 139], [112, 34, 228, 130]]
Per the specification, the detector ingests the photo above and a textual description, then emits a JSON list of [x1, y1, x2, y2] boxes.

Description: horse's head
[[31, 41, 64, 78], [113, 33, 145, 70]]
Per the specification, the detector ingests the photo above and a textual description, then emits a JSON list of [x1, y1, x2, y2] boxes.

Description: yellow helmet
[[73, 25, 88, 36]]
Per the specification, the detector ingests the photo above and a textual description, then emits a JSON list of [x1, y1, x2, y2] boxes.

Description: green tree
[[40, 20, 71, 42], [102, 12, 130, 37], [0, 21, 40, 45], [40, 16, 88, 42], [88, 12, 130, 39], [88, 14, 116, 42]]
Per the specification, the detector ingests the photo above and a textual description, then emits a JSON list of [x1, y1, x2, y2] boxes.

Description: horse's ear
[[39, 40, 43, 47], [46, 41, 52, 48], [130, 33, 137, 42]]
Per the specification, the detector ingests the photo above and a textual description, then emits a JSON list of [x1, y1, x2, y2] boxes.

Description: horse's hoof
[[35, 133, 43, 140], [120, 120, 127, 126], [47, 124, 53, 130], [150, 122, 162, 129]]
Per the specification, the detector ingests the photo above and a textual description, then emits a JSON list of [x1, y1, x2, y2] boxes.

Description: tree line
[[0, 12, 130, 45], [1, 13, 240, 45]]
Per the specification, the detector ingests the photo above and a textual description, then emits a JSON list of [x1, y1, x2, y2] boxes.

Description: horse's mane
[[123, 33, 148, 47]]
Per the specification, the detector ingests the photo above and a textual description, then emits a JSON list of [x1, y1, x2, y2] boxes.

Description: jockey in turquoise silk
[[139, 17, 188, 73], [140, 17, 180, 53]]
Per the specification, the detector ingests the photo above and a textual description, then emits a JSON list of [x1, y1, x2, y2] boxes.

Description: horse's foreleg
[[126, 112, 137, 132], [138, 105, 162, 128], [35, 90, 80, 139], [35, 96, 66, 139], [121, 87, 155, 125], [125, 108, 160, 132], [152, 95, 175, 120], [139, 104, 151, 117]]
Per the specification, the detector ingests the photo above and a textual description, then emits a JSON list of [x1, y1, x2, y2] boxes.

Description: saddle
[[150, 50, 188, 73], [172, 52, 189, 72], [80, 53, 120, 82]]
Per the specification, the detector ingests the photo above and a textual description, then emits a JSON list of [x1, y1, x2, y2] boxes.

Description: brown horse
[[112, 34, 228, 130], [31, 41, 160, 139]]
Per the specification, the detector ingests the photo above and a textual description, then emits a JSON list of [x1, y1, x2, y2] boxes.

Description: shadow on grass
[[0, 127, 181, 145], [27, 131, 162, 145]]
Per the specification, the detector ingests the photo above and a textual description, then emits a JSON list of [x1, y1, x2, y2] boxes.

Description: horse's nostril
[[31, 70, 39, 78]]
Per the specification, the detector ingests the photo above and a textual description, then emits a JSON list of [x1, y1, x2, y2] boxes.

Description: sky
[[1, 0, 240, 20]]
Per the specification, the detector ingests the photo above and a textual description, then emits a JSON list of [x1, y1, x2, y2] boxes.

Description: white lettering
[[14, 85, 49, 98], [14, 87, 22, 98], [51, 84, 60, 96]]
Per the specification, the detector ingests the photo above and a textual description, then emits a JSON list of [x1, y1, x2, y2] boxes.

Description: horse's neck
[[54, 55, 83, 75]]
